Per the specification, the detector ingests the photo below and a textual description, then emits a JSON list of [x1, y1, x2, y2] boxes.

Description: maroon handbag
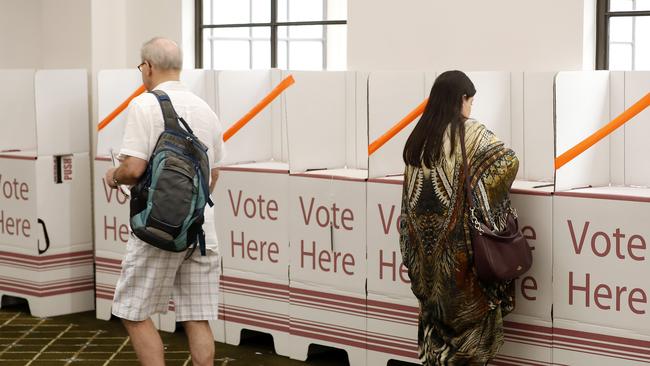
[[459, 126, 532, 283]]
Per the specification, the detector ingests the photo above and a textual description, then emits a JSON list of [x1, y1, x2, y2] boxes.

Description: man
[[105, 37, 223, 366]]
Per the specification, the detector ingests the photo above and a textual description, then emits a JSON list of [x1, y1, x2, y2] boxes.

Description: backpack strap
[[150, 90, 194, 134]]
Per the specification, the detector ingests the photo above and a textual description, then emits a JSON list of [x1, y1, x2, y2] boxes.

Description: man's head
[[139, 37, 183, 90]]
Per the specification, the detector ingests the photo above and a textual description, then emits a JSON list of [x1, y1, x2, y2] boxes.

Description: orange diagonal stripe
[[555, 92, 650, 170], [223, 75, 295, 142], [97, 84, 147, 132], [368, 99, 428, 156]]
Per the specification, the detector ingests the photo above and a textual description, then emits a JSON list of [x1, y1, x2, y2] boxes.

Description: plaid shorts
[[112, 237, 220, 322]]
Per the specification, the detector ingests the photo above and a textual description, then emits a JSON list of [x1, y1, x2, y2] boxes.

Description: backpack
[[129, 90, 213, 256]]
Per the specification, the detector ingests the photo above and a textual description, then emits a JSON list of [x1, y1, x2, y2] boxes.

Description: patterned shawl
[[399, 119, 519, 365]]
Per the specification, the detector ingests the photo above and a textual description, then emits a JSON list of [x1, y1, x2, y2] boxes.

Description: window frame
[[596, 0, 650, 69], [195, 0, 347, 69]]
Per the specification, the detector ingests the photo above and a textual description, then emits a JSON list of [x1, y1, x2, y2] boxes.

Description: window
[[196, 0, 347, 70], [597, 0, 650, 70]]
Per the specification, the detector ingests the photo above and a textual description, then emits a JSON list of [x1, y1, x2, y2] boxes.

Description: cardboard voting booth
[[0, 69, 92, 317], [212, 68, 291, 356], [94, 69, 223, 339], [285, 71, 368, 366], [365, 71, 557, 365], [553, 71, 650, 365], [0, 69, 89, 155]]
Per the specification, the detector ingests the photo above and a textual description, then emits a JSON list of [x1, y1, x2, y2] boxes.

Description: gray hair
[[141, 37, 183, 71]]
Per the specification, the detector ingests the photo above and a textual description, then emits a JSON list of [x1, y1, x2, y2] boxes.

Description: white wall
[[41, 0, 92, 69], [0, 0, 92, 69], [125, 0, 184, 68], [348, 0, 596, 71], [0, 0, 42, 68]]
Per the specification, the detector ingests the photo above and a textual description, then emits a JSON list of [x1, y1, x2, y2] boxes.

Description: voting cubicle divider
[[0, 69, 93, 317]]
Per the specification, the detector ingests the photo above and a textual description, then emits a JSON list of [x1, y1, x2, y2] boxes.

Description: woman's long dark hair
[[403, 70, 476, 168]]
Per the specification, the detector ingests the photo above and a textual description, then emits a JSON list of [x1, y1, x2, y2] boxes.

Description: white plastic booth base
[[220, 269, 289, 355], [0, 151, 93, 317], [553, 319, 650, 365]]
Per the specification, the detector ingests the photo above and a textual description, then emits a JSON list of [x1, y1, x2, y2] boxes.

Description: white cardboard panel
[[271, 70, 288, 162], [523, 72, 556, 182], [466, 72, 512, 148], [496, 315, 553, 366], [624, 71, 650, 187], [366, 177, 413, 299], [553, 319, 650, 365], [288, 171, 367, 294], [510, 187, 553, 322], [511, 72, 525, 180], [0, 70, 36, 152], [555, 71, 611, 191], [367, 72, 426, 178], [0, 240, 94, 317], [34, 70, 89, 155], [93, 157, 130, 255], [181, 69, 216, 111], [96, 70, 142, 157], [285, 71, 350, 173], [221, 268, 290, 356], [366, 293, 419, 365], [215, 165, 289, 279], [553, 192, 650, 336], [36, 153, 92, 248], [346, 71, 370, 169], [0, 152, 91, 253], [289, 281, 366, 366], [217, 70, 274, 165], [610, 71, 626, 186], [0, 153, 38, 250]]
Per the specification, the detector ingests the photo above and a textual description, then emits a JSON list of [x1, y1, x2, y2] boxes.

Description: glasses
[[137, 61, 148, 72]]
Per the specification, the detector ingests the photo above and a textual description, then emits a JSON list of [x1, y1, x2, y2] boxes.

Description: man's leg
[[122, 318, 165, 366], [183, 320, 214, 366]]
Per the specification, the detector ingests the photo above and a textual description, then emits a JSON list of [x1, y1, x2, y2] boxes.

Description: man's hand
[[105, 168, 118, 188]]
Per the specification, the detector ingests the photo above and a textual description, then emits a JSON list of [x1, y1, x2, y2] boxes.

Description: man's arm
[[105, 156, 148, 188], [209, 168, 219, 193]]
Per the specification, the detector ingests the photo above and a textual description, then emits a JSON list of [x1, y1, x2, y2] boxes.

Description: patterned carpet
[[0, 299, 353, 366]]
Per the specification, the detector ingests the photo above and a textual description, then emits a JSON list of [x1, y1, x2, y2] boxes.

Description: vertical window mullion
[[249, 0, 253, 69], [271, 0, 278, 68], [597, 0, 609, 69]]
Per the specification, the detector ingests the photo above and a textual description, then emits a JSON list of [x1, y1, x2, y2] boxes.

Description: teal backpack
[[129, 90, 213, 255]]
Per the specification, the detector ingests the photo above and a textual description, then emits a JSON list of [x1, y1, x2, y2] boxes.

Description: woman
[[399, 70, 518, 365]]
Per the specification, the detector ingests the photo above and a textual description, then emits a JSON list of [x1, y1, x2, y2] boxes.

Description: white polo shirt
[[119, 80, 224, 252]]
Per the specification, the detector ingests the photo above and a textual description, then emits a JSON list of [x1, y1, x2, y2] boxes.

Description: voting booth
[[0, 69, 93, 317], [365, 71, 557, 365], [212, 69, 291, 355], [553, 71, 650, 365], [94, 69, 222, 336], [285, 71, 368, 366]]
